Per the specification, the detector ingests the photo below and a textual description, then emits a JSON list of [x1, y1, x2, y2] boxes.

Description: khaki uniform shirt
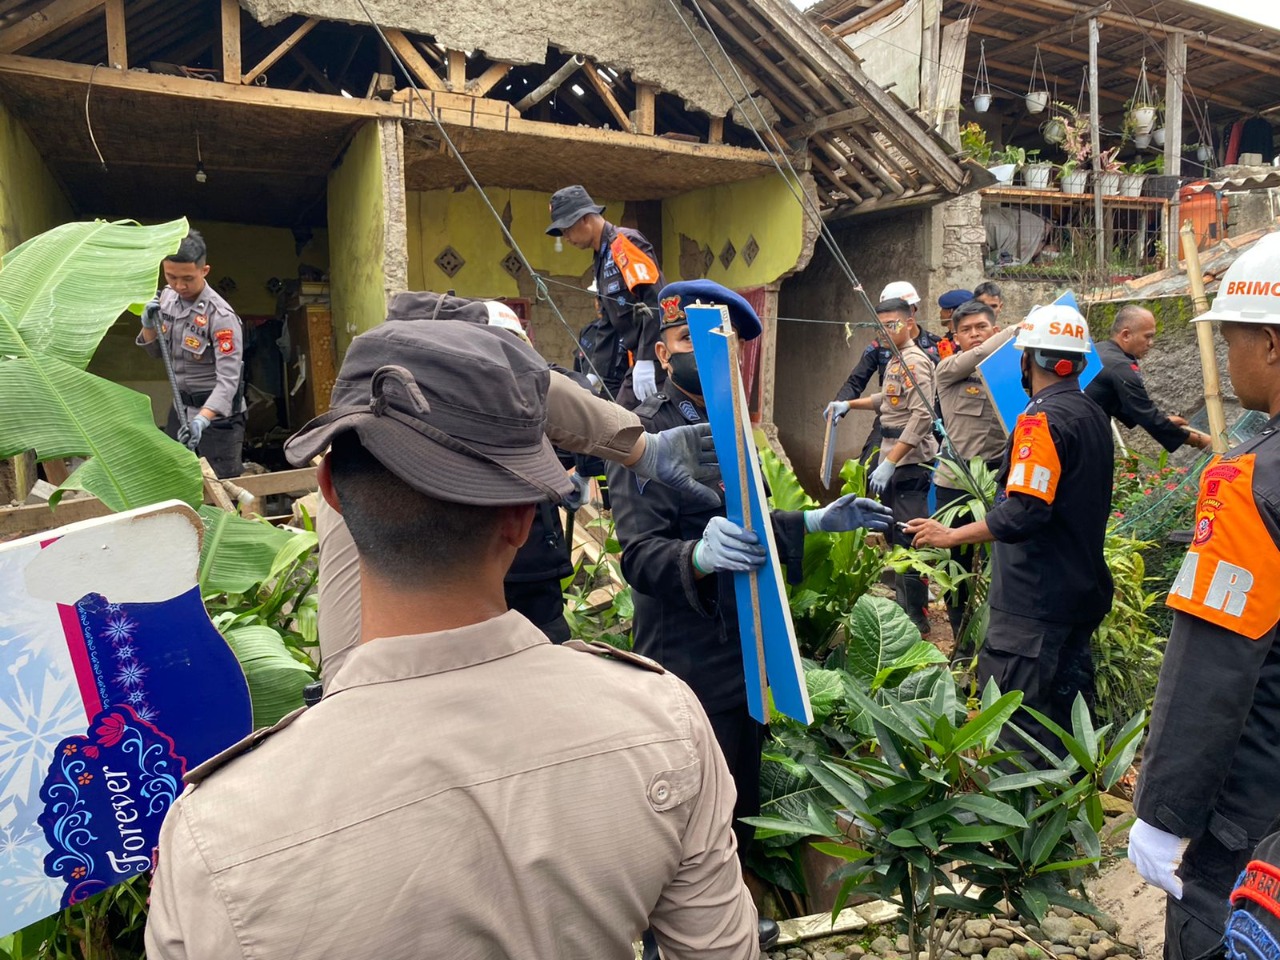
[[933, 325, 1018, 488], [136, 285, 243, 419], [871, 343, 938, 466], [316, 371, 644, 686], [145, 612, 758, 960]]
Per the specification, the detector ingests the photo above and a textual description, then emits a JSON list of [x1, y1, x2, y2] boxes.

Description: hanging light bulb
[[195, 130, 207, 183], [554, 236, 563, 253]]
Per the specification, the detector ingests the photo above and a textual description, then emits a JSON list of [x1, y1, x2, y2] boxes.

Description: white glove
[[1127, 818, 1189, 899], [632, 360, 658, 402], [824, 400, 851, 423], [868, 458, 897, 497]]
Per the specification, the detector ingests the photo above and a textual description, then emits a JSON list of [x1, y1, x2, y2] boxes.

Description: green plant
[[0, 218, 202, 511], [748, 681, 1146, 959], [960, 123, 993, 166], [994, 145, 1028, 168], [562, 513, 634, 650], [1091, 527, 1166, 725], [1050, 102, 1090, 168], [1125, 156, 1163, 175]]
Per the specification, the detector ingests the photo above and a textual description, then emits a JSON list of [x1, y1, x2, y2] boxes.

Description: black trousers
[[935, 485, 979, 642], [1164, 830, 1249, 960], [165, 408, 245, 479], [858, 418, 883, 465], [979, 608, 1099, 767], [886, 464, 932, 630]]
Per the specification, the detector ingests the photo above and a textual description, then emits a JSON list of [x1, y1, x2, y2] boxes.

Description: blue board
[[977, 290, 1103, 432], [686, 304, 811, 725]]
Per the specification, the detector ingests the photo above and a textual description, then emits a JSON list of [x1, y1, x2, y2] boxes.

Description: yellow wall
[[329, 122, 388, 356], [405, 186, 623, 297], [191, 221, 329, 316], [660, 175, 805, 287], [0, 99, 73, 253]]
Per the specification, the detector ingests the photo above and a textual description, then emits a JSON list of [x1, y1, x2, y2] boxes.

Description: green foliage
[[960, 123, 993, 165], [748, 680, 1146, 958], [1091, 527, 1166, 724], [0, 219, 203, 511], [8, 875, 150, 960], [563, 513, 633, 650]]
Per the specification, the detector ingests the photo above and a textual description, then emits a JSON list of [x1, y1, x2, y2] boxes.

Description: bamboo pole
[[1089, 18, 1105, 272], [1180, 220, 1229, 454]]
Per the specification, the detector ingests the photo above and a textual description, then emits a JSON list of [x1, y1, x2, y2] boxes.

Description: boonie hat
[[657, 280, 763, 341], [880, 280, 921, 305], [285, 320, 572, 505], [939, 289, 973, 310], [546, 185, 605, 236]]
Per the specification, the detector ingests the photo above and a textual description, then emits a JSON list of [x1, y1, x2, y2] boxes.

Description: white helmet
[[1014, 303, 1092, 354], [1195, 232, 1280, 324], [879, 280, 921, 305], [484, 301, 531, 344]]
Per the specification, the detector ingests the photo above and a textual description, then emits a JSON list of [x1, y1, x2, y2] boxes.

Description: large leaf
[[0, 218, 188, 369], [198, 506, 300, 595], [0, 353, 202, 511], [0, 218, 200, 510], [805, 667, 845, 723], [845, 595, 925, 687], [223, 624, 314, 728]]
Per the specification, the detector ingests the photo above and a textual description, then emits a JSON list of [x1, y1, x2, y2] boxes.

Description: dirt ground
[[1089, 854, 1167, 958]]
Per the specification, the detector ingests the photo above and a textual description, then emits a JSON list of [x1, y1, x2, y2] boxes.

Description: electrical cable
[[86, 63, 107, 172]]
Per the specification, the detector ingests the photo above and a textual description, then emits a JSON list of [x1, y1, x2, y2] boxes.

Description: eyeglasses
[[880, 320, 906, 332]]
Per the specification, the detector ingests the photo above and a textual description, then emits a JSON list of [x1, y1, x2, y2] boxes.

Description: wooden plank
[[240, 15, 317, 86], [232, 466, 318, 498], [632, 82, 655, 136], [104, 0, 124, 69], [1089, 17, 1104, 271], [935, 16, 969, 149], [201, 459, 236, 512], [833, 0, 904, 37], [446, 49, 466, 91], [719, 0, 845, 114], [581, 60, 632, 132], [919, 0, 940, 127], [291, 46, 339, 94], [995, 1, 1111, 57], [697, 1, 819, 119], [465, 61, 510, 97], [708, 116, 724, 144], [0, 0, 102, 54], [0, 496, 113, 538], [383, 27, 445, 92], [221, 0, 240, 83], [1164, 31, 1185, 177], [758, 283, 781, 427], [778, 105, 870, 140]]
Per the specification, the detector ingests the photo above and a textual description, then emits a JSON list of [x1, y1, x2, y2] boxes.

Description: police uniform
[[136, 285, 245, 477], [870, 342, 938, 628], [981, 382, 1114, 759], [1085, 339, 1192, 451], [607, 391, 806, 857], [837, 329, 943, 462], [145, 612, 759, 960], [591, 222, 665, 408], [1135, 414, 1280, 960], [932, 323, 1018, 635]]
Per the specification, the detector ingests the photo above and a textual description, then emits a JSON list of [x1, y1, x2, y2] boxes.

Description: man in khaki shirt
[[827, 298, 938, 633], [932, 300, 1017, 638], [146, 320, 758, 960]]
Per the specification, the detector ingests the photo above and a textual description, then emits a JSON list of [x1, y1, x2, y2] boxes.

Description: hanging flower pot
[[1152, 126, 1166, 147], [1134, 132, 1152, 150], [1025, 90, 1049, 114], [973, 93, 991, 113], [1197, 144, 1212, 163], [1129, 106, 1157, 136], [1025, 46, 1050, 116], [1043, 117, 1067, 145], [972, 40, 993, 115]]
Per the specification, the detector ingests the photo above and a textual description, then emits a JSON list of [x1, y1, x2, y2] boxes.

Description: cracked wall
[[241, 0, 754, 117]]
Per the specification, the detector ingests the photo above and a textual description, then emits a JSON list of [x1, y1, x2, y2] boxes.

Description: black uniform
[[981, 381, 1114, 759], [607, 392, 806, 855], [1085, 340, 1191, 452], [837, 330, 944, 462], [589, 222, 665, 409], [1136, 416, 1280, 960]]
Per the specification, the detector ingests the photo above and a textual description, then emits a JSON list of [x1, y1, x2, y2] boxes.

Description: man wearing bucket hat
[[146, 320, 760, 959], [548, 185, 665, 409], [905, 303, 1113, 761], [608, 281, 893, 957], [1128, 233, 1280, 960]]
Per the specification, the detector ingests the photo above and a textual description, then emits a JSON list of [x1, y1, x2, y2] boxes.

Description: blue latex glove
[[177, 413, 211, 451], [824, 400, 851, 423], [1128, 819, 1189, 899], [632, 360, 658, 402], [868, 458, 897, 497], [805, 494, 894, 534], [563, 473, 590, 511], [692, 516, 766, 574], [631, 423, 720, 509], [141, 296, 161, 330]]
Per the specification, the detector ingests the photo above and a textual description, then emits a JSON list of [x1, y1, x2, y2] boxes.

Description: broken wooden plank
[[220, 0, 240, 83], [232, 466, 318, 499], [466, 61, 510, 97], [708, 116, 724, 144], [632, 82, 655, 136], [0, 497, 113, 538], [241, 15, 317, 86], [383, 27, 445, 92], [0, 0, 103, 55], [581, 59, 632, 132]]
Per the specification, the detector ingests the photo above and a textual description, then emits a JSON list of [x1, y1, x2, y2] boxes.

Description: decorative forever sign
[[0, 503, 251, 937]]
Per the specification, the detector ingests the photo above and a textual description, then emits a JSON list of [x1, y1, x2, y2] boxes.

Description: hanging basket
[[1043, 117, 1067, 145], [1025, 46, 1050, 116], [1129, 106, 1157, 136], [1025, 91, 1049, 114], [1197, 144, 1212, 163], [1134, 132, 1152, 150], [973, 94, 992, 113], [1127, 58, 1158, 137], [1152, 127, 1166, 147], [972, 40, 992, 114]]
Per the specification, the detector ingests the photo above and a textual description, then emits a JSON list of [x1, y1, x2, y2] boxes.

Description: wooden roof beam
[[695, 0, 818, 120], [993, 1, 1111, 58], [221, 0, 240, 83], [382, 27, 445, 92], [241, 15, 317, 86], [718, 0, 845, 113], [582, 59, 633, 132], [466, 61, 511, 97], [778, 104, 871, 139], [815, 134, 882, 197], [833, 0, 905, 38], [0, 0, 102, 54]]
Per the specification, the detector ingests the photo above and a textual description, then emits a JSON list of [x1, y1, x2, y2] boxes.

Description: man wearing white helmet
[[1128, 233, 1280, 960], [905, 303, 1113, 760]]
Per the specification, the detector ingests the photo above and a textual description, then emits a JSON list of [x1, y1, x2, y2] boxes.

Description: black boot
[[759, 918, 780, 950]]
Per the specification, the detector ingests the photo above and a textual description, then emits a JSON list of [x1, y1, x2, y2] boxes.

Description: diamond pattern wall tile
[[500, 251, 524, 279], [719, 239, 737, 270], [701, 246, 714, 276], [742, 235, 760, 267], [435, 246, 465, 278]]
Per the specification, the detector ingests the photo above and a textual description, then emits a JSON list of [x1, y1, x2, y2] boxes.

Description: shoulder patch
[[563, 639, 666, 673], [184, 707, 307, 785], [609, 234, 659, 291], [677, 399, 702, 423], [1004, 412, 1061, 504]]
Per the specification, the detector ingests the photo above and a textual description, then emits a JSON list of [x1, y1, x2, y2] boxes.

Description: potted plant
[[1152, 125, 1166, 147], [1060, 159, 1089, 194], [1025, 45, 1049, 114], [1126, 61, 1158, 136], [989, 144, 1027, 185], [1055, 103, 1092, 194], [1023, 148, 1054, 189], [1122, 156, 1162, 197], [1096, 147, 1123, 195], [960, 121, 993, 166]]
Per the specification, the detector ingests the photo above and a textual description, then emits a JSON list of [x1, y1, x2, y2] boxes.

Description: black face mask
[[665, 349, 702, 398]]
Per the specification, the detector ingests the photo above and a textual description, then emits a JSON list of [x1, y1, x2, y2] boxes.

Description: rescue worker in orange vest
[[1127, 233, 1280, 960], [905, 304, 1113, 760]]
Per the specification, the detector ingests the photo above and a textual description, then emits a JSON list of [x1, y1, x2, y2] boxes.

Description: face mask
[[665, 349, 702, 398]]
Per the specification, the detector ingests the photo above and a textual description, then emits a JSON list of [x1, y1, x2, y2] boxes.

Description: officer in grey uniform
[[136, 229, 245, 478]]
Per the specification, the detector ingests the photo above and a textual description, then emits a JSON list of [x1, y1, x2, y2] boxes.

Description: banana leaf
[[197, 506, 298, 595], [222, 624, 315, 728], [0, 218, 201, 510]]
